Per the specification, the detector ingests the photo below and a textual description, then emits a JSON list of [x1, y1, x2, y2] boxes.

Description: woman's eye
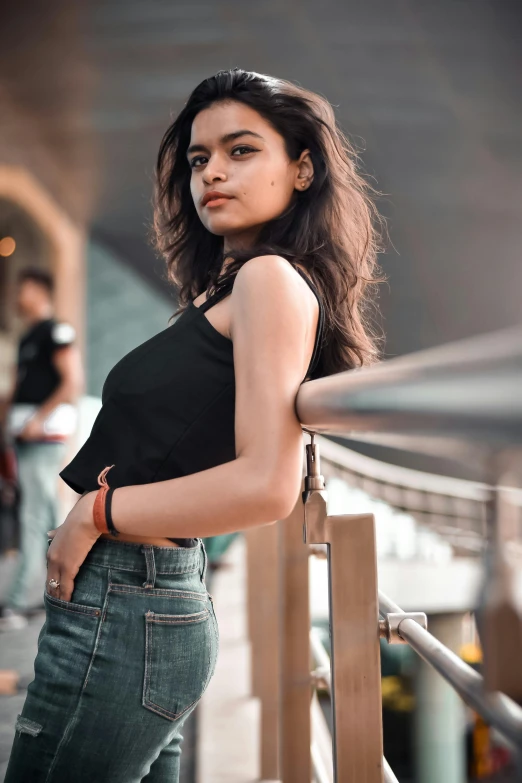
[[231, 146, 256, 156], [190, 146, 257, 169], [190, 156, 207, 169]]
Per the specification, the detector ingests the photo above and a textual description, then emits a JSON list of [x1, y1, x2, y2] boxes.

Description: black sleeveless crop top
[[59, 262, 325, 546]]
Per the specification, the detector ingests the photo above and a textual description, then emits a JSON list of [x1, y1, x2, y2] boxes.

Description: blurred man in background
[[0, 268, 83, 630]]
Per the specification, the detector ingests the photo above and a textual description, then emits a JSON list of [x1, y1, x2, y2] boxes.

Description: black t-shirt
[[13, 318, 76, 405]]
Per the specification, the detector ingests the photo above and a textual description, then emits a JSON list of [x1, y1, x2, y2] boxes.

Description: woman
[[5, 68, 384, 782]]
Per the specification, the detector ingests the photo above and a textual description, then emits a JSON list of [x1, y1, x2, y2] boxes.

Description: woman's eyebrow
[[186, 130, 265, 157]]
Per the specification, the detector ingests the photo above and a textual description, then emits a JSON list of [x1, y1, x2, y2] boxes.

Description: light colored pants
[[6, 440, 67, 611]]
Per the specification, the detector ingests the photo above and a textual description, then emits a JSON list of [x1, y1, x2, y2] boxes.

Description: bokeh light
[[0, 237, 16, 257]]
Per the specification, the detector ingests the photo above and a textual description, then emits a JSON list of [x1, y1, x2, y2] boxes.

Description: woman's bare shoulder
[[232, 254, 314, 303]]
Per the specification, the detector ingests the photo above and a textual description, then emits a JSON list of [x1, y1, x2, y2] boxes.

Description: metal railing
[[378, 591, 522, 748], [310, 627, 400, 783], [296, 323, 522, 446], [245, 324, 522, 781]]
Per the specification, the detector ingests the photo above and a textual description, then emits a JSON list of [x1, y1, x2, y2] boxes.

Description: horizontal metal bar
[[311, 691, 334, 783], [341, 432, 490, 466], [379, 591, 522, 748], [314, 435, 491, 502], [312, 743, 332, 783], [310, 628, 332, 694], [296, 325, 522, 445]]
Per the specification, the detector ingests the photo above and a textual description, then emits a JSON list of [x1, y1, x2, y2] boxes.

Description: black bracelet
[[104, 487, 120, 537]]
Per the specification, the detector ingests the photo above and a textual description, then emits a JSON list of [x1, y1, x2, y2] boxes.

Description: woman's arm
[[110, 255, 319, 538]]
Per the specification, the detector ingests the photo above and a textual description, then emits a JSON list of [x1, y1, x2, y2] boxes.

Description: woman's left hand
[[46, 491, 101, 602]]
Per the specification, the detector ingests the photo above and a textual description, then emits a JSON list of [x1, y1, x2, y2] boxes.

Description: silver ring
[[48, 578, 60, 589]]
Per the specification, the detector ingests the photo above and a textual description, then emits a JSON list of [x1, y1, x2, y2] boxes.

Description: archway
[[0, 165, 85, 358]]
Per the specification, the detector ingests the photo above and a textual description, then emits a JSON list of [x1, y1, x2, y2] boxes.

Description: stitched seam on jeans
[[143, 659, 213, 721], [87, 562, 200, 575], [209, 606, 219, 679], [143, 614, 152, 710], [142, 612, 211, 721], [109, 585, 207, 600], [143, 697, 201, 721], [45, 717, 77, 782], [84, 563, 145, 572], [82, 569, 111, 691], [156, 567, 199, 574], [43, 569, 106, 781], [148, 612, 208, 624], [44, 594, 100, 617]]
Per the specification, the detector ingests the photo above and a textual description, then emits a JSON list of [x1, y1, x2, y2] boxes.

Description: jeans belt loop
[[142, 545, 156, 588], [199, 539, 208, 584]]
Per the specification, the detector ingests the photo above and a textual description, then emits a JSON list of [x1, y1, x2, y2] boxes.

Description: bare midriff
[[99, 531, 181, 547]]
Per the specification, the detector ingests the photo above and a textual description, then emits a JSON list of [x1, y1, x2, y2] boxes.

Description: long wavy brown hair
[[152, 68, 386, 377]]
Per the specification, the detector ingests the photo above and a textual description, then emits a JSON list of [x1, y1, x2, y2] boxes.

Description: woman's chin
[[205, 219, 250, 237]]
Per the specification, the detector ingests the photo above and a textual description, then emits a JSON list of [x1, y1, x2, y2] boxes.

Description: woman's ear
[[295, 149, 314, 191]]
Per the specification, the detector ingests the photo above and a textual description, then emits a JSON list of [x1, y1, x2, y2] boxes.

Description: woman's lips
[[204, 196, 233, 208]]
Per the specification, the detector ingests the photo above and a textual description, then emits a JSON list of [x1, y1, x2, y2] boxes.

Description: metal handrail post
[[477, 485, 522, 701], [279, 480, 312, 782], [247, 522, 281, 779], [326, 513, 384, 781], [244, 527, 262, 698], [304, 434, 384, 781]]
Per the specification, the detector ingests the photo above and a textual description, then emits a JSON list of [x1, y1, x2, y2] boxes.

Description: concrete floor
[[0, 549, 45, 779]]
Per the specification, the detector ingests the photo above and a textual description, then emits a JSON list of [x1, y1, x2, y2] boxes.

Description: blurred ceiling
[[1, 0, 521, 355]]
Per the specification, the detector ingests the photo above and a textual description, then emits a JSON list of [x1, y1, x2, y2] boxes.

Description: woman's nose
[[203, 170, 227, 185], [202, 158, 228, 184]]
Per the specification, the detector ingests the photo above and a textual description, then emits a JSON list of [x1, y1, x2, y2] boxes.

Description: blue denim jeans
[[5, 536, 219, 782]]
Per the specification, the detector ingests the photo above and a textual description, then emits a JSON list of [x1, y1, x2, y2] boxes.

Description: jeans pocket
[[43, 553, 104, 618], [142, 607, 214, 721], [43, 592, 102, 617]]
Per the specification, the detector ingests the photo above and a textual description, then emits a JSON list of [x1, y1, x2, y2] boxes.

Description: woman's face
[[188, 100, 313, 251]]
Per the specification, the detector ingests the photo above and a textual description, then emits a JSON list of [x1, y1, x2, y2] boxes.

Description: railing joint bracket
[[310, 666, 330, 691], [379, 612, 428, 644]]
